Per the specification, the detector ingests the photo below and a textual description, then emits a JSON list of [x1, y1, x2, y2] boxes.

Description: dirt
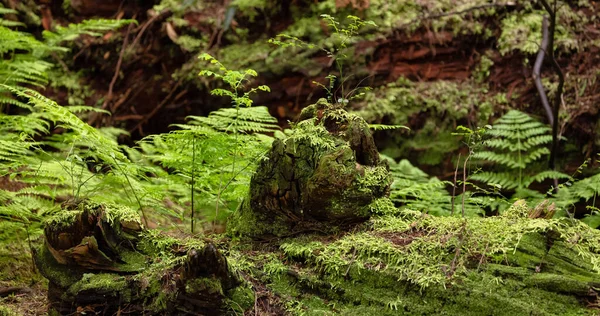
[[0, 281, 48, 315]]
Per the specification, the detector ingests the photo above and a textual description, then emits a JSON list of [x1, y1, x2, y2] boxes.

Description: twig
[[539, 0, 565, 192], [547, 8, 565, 187], [344, 247, 358, 277], [191, 137, 196, 234], [102, 22, 134, 111], [23, 222, 36, 275], [0, 287, 32, 297], [448, 220, 467, 278], [128, 78, 184, 135], [476, 241, 489, 272], [130, 9, 171, 49]]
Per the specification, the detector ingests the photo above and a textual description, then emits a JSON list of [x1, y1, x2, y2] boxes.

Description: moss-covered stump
[[35, 202, 246, 315], [231, 201, 600, 315], [230, 99, 391, 237]]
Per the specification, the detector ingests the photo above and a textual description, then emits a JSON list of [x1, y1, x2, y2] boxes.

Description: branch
[[532, 16, 553, 125], [539, 0, 565, 189], [102, 22, 134, 112]]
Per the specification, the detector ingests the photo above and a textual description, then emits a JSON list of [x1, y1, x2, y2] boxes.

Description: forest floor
[[1, 1, 599, 314]]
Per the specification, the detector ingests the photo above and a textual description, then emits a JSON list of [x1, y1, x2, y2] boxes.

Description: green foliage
[[0, 9, 134, 110], [140, 55, 279, 228], [140, 106, 278, 223], [199, 53, 271, 108], [470, 110, 569, 191], [42, 19, 136, 48], [497, 6, 584, 55], [355, 78, 498, 165]]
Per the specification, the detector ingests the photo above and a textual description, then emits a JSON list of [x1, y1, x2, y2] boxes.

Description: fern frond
[[65, 106, 111, 114], [523, 170, 570, 187], [0, 140, 33, 163], [389, 159, 484, 216], [470, 172, 520, 190], [473, 151, 525, 169], [473, 110, 558, 191], [186, 106, 280, 133], [43, 19, 136, 47], [368, 124, 409, 131]]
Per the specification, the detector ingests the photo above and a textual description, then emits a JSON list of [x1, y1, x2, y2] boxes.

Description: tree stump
[[230, 99, 392, 237], [35, 201, 248, 315]]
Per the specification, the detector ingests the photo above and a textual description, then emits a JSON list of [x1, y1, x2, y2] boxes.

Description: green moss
[[0, 306, 19, 316], [0, 221, 42, 284], [186, 277, 223, 295], [66, 273, 128, 295], [230, 100, 390, 237], [229, 202, 599, 314], [367, 198, 398, 216], [498, 7, 584, 56], [35, 245, 82, 289], [524, 273, 591, 295]]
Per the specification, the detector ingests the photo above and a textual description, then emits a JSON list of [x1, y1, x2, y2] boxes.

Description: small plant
[[269, 14, 376, 106], [140, 54, 279, 232]]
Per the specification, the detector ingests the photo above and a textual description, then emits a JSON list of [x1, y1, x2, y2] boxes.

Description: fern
[[43, 19, 136, 48], [140, 106, 279, 223], [471, 110, 569, 190], [183, 106, 279, 133], [388, 158, 484, 217]]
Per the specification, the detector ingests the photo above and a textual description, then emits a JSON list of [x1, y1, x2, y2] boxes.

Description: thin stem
[[451, 153, 462, 216], [112, 157, 148, 226], [191, 137, 196, 234], [462, 154, 470, 218]]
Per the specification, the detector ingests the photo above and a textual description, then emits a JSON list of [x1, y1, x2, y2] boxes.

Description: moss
[[66, 273, 128, 295], [0, 221, 42, 284], [524, 273, 591, 295], [230, 100, 390, 238], [0, 306, 19, 316], [367, 198, 398, 216], [186, 277, 223, 295], [228, 202, 599, 314], [498, 8, 583, 55], [35, 245, 83, 289]]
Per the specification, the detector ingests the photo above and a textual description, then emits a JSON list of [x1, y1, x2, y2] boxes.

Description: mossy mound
[[35, 201, 246, 315], [231, 201, 600, 315], [230, 99, 391, 238]]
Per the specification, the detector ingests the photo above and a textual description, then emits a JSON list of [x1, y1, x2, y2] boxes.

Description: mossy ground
[[0, 221, 48, 315], [227, 200, 600, 315]]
